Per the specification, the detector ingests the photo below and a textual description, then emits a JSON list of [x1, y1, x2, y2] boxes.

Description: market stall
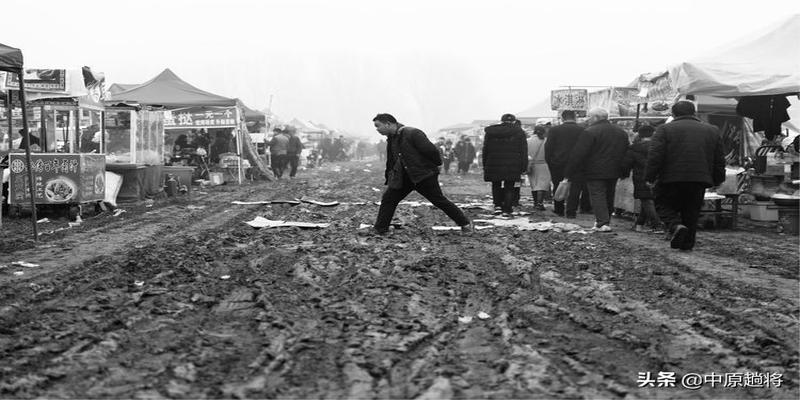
[[1, 67, 111, 220], [107, 68, 244, 197]]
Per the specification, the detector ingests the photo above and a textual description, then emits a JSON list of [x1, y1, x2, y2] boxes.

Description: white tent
[[669, 14, 800, 97]]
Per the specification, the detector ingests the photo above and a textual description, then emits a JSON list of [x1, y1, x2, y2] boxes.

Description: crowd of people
[[369, 101, 725, 251]]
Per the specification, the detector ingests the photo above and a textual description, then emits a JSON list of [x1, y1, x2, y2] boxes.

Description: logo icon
[[10, 159, 25, 174]]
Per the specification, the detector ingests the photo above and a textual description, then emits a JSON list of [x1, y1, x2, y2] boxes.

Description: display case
[[105, 108, 164, 165]]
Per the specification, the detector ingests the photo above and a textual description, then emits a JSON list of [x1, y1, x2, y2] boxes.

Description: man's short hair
[[561, 110, 576, 120], [373, 113, 397, 124], [501, 113, 516, 123], [587, 107, 609, 121], [671, 101, 696, 117]]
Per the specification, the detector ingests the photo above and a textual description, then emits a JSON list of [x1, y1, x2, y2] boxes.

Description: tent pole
[[17, 69, 39, 241], [100, 110, 105, 153], [236, 107, 243, 184], [2, 92, 11, 230]]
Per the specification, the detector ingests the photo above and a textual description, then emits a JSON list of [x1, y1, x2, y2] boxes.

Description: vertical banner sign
[[551, 89, 588, 111]]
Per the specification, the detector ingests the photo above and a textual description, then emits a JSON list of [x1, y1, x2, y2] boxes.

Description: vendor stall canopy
[[108, 68, 237, 108], [669, 14, 800, 97], [0, 42, 23, 72]]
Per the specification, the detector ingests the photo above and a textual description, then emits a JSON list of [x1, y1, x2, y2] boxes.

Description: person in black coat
[[566, 108, 629, 231], [372, 113, 472, 234], [645, 101, 725, 250], [620, 125, 662, 232], [454, 136, 476, 174], [482, 114, 528, 217], [545, 110, 590, 217]]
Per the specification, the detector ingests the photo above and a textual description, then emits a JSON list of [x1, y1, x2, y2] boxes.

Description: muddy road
[[1, 160, 797, 399]]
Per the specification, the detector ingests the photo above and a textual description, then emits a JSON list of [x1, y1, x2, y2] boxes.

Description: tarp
[[669, 14, 800, 97], [108, 68, 237, 108], [0, 43, 23, 72]]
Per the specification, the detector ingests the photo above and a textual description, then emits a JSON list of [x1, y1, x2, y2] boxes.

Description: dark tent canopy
[[239, 101, 266, 122], [109, 68, 237, 108], [0, 43, 23, 72]]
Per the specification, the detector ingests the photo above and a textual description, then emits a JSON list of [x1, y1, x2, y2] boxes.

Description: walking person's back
[[645, 100, 725, 250], [566, 108, 629, 231]]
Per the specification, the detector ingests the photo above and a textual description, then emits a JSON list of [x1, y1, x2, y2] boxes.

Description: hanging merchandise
[[735, 95, 791, 140]]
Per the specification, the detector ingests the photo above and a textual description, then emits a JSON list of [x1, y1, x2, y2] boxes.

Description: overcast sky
[[3, 0, 799, 139]]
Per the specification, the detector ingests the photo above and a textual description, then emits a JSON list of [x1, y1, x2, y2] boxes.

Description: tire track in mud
[[0, 186, 275, 284], [500, 231, 798, 399]]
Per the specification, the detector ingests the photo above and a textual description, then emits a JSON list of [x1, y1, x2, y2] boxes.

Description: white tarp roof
[[669, 14, 800, 97]]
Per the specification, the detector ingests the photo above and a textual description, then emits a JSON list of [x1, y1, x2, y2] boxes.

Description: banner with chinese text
[[8, 153, 105, 204], [551, 89, 588, 111], [164, 107, 238, 129], [4, 69, 67, 92]]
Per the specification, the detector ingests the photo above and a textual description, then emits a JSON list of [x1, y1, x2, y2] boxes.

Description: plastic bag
[[553, 179, 571, 202]]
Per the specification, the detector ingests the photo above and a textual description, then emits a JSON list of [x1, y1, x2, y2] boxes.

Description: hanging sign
[[164, 107, 238, 129], [551, 89, 588, 111], [5, 69, 67, 92]]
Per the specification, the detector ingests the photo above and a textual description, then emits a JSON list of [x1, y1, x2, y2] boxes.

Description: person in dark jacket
[[566, 108, 629, 231], [620, 125, 662, 232], [483, 114, 528, 217], [372, 113, 472, 234], [286, 126, 304, 178], [454, 136, 476, 174], [545, 110, 590, 217], [645, 101, 725, 250]]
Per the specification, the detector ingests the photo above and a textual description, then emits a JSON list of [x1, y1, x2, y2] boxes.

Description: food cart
[[1, 67, 110, 220]]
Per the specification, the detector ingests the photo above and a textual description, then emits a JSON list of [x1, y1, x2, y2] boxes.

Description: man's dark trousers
[[586, 179, 618, 227], [491, 180, 516, 214], [375, 173, 469, 233], [655, 182, 706, 249], [287, 153, 300, 177]]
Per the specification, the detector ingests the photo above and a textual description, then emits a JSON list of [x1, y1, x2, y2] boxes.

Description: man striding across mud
[[372, 113, 473, 235]]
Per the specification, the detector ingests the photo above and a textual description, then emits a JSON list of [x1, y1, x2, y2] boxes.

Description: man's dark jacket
[[544, 121, 584, 173], [565, 119, 629, 180], [287, 135, 304, 154], [384, 125, 441, 187], [482, 123, 528, 181], [645, 115, 725, 187], [454, 140, 476, 163]]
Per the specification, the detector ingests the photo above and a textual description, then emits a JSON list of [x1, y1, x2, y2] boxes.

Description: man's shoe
[[634, 224, 653, 233], [553, 210, 565, 217], [670, 225, 688, 249], [493, 207, 503, 215], [461, 220, 475, 234], [593, 224, 612, 232]]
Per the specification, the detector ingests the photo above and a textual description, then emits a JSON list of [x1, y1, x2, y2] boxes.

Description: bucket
[[778, 208, 799, 235], [209, 172, 224, 186]]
